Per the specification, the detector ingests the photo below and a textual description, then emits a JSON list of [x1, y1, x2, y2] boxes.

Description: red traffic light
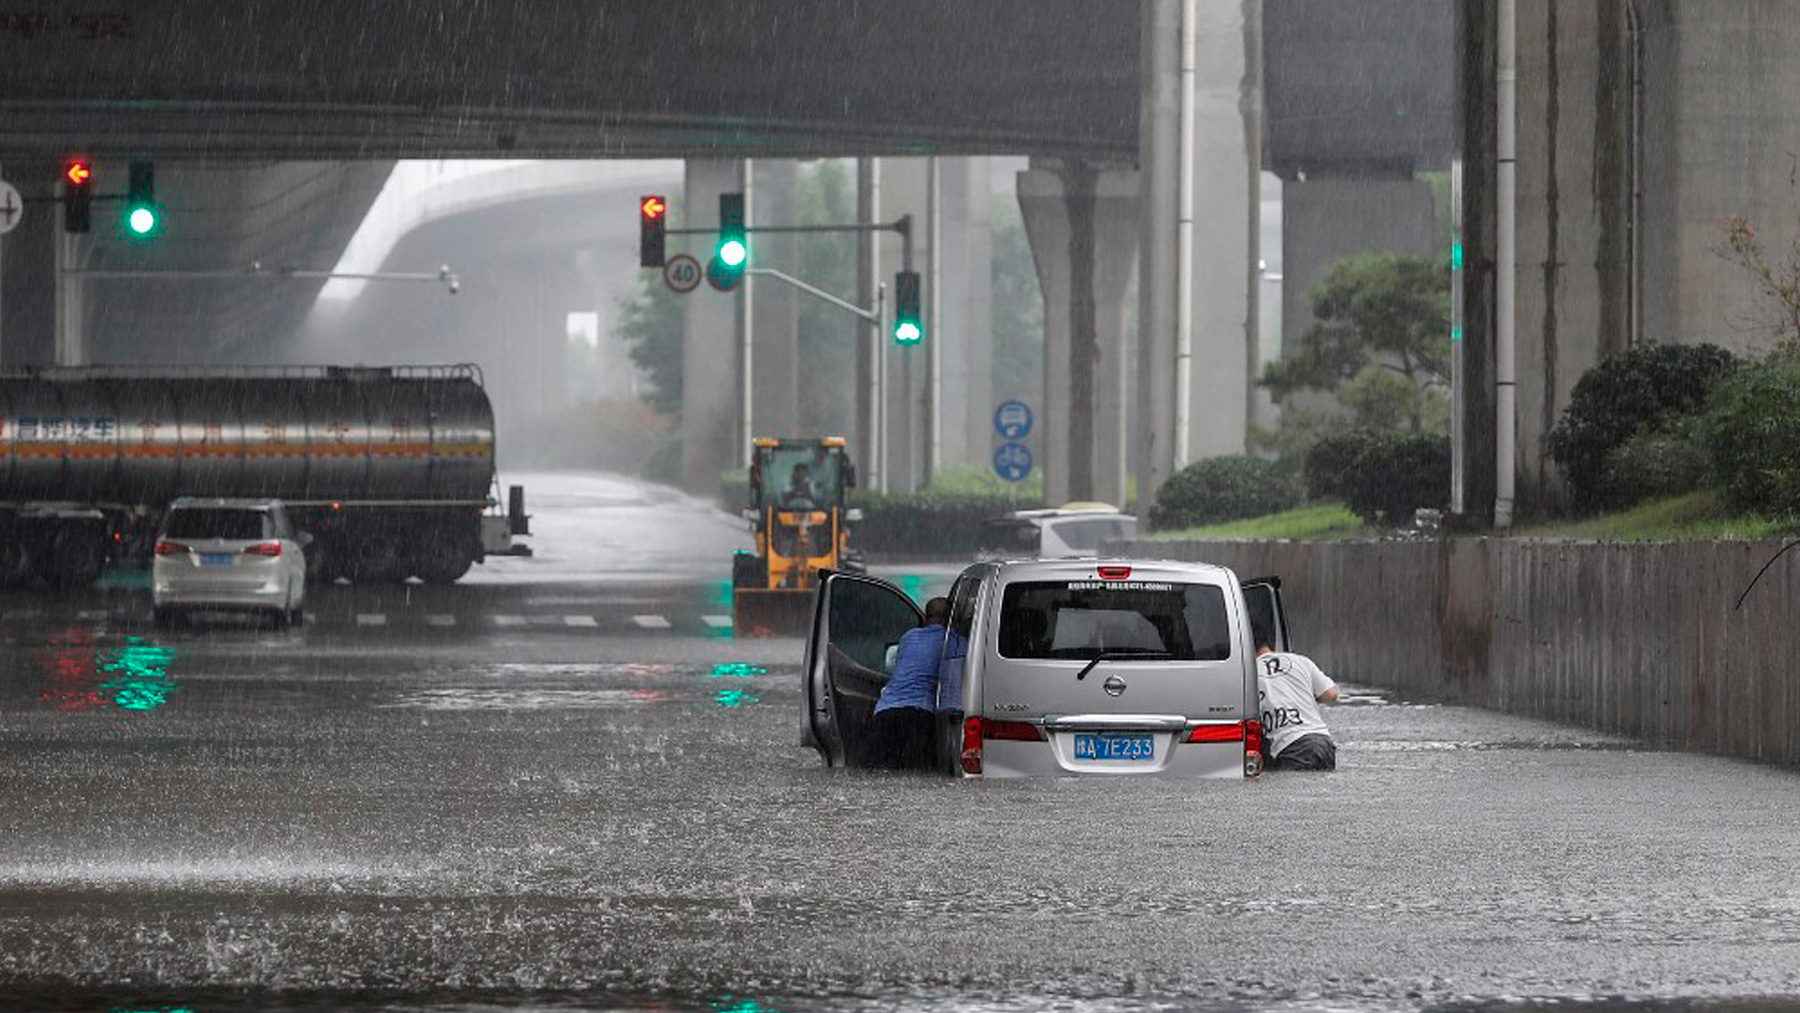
[[640, 196, 667, 220], [64, 160, 93, 187]]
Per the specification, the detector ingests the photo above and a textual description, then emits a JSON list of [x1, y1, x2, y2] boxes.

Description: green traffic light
[[719, 238, 747, 268], [127, 206, 157, 236], [894, 320, 922, 344]]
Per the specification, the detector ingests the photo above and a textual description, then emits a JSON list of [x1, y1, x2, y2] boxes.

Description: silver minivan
[[801, 558, 1290, 778]]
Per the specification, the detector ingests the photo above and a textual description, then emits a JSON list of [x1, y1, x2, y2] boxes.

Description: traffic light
[[63, 158, 93, 233], [714, 191, 747, 285], [124, 161, 158, 238], [893, 270, 923, 345], [639, 194, 667, 268]]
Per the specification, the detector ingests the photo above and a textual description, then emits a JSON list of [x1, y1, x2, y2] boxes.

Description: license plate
[[200, 553, 234, 566], [1072, 733, 1155, 761]]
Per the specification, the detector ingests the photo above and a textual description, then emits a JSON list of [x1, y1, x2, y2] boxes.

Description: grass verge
[[1145, 503, 1369, 541], [1518, 490, 1795, 541]]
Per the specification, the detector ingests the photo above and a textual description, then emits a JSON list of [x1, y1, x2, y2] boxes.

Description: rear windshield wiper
[[1074, 649, 1173, 681]]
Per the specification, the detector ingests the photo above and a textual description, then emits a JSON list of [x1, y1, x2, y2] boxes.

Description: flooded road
[[2, 475, 1798, 1013]]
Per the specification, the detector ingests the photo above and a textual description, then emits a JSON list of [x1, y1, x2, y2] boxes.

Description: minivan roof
[[988, 557, 1233, 582]]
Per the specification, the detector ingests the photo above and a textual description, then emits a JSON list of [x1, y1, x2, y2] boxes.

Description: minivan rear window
[[997, 580, 1232, 661], [163, 508, 270, 540]]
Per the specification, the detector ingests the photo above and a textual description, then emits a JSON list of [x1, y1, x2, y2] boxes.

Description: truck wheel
[[411, 543, 473, 585], [38, 529, 106, 589], [347, 540, 403, 584]]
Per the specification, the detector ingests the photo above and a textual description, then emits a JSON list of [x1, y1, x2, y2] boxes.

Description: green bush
[[1701, 355, 1800, 516], [1304, 429, 1382, 501], [1343, 434, 1450, 525], [1546, 342, 1740, 511], [1600, 424, 1711, 507], [1148, 455, 1301, 531], [850, 491, 1045, 556]]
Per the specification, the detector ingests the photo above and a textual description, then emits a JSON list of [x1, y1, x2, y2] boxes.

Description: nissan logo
[[1102, 675, 1127, 697]]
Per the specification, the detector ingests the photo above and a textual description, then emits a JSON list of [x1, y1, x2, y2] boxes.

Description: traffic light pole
[[744, 268, 884, 325], [59, 263, 463, 294]]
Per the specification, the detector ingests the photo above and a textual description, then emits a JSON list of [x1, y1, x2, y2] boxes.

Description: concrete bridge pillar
[[876, 158, 932, 493], [748, 159, 799, 438], [0, 164, 59, 366], [937, 157, 996, 473], [680, 158, 744, 493], [1018, 159, 1139, 507], [1180, 0, 1262, 463]]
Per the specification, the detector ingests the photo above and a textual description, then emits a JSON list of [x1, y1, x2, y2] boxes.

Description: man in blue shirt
[[865, 596, 952, 770]]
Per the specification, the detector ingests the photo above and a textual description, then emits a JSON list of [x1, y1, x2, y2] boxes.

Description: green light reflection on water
[[714, 688, 762, 707], [712, 998, 791, 1013], [710, 662, 767, 678], [97, 636, 178, 711]]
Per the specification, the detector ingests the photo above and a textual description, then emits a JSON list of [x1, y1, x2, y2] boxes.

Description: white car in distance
[[153, 498, 309, 629], [978, 503, 1138, 560]]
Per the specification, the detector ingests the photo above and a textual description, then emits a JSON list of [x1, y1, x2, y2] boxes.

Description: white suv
[[978, 505, 1137, 560], [153, 498, 309, 629]]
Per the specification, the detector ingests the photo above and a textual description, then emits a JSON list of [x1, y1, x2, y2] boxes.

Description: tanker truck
[[0, 364, 529, 588]]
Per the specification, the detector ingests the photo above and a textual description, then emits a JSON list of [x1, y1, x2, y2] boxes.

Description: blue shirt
[[874, 623, 948, 714]]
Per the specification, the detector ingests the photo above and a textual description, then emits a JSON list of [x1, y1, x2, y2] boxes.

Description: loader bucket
[[732, 587, 814, 638]]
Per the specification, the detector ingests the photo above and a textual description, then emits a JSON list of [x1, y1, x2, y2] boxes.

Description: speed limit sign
[[663, 254, 702, 294]]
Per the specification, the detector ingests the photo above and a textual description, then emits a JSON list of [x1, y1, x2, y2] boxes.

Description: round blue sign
[[993, 400, 1034, 440], [992, 441, 1033, 483]]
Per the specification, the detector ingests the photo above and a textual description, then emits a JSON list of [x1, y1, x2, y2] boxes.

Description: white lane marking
[[632, 614, 671, 629], [562, 615, 598, 628], [702, 615, 733, 629], [493, 615, 528, 627], [426, 614, 456, 627], [76, 610, 110, 620], [356, 613, 387, 627]]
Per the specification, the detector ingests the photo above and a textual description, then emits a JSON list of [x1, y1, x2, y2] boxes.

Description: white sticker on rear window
[[1066, 581, 1173, 591]]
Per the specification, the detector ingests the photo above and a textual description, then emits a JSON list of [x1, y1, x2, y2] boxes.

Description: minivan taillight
[[1243, 719, 1265, 777], [1185, 723, 1245, 743], [961, 715, 983, 775], [981, 718, 1046, 742], [243, 541, 282, 557], [154, 540, 188, 556]]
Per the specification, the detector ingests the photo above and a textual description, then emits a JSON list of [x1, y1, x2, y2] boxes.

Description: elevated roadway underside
[[1, 0, 1138, 161]]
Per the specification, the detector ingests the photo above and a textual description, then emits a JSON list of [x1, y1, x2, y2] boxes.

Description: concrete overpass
[[0, 1, 1519, 511]]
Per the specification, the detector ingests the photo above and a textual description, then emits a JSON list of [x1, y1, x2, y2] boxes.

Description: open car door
[[801, 570, 924, 767], [1239, 575, 1291, 652]]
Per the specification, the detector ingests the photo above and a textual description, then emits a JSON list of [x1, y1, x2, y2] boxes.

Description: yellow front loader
[[731, 436, 863, 636]]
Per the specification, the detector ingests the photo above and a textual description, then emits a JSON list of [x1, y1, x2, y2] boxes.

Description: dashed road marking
[[76, 610, 110, 620], [425, 614, 456, 627], [632, 614, 671, 629], [493, 615, 528, 627], [563, 615, 598, 628], [356, 613, 387, 627], [702, 615, 733, 629]]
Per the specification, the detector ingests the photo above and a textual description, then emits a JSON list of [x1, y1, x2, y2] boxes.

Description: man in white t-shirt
[[1252, 620, 1339, 771]]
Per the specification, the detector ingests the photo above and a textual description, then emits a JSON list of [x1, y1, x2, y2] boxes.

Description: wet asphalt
[[2, 474, 1799, 1013]]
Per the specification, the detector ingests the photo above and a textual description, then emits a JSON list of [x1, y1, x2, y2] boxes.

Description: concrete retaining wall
[[1131, 538, 1800, 765]]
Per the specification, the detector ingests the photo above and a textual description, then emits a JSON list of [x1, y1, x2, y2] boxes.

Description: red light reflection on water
[[38, 627, 107, 711], [36, 629, 178, 712]]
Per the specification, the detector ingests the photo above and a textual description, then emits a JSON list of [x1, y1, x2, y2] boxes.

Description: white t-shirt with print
[[1256, 651, 1336, 758]]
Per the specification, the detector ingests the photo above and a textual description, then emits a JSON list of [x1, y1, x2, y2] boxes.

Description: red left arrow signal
[[640, 196, 667, 220]]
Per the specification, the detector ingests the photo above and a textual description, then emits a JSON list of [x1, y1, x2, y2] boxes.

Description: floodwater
[[2, 474, 1799, 1012]]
